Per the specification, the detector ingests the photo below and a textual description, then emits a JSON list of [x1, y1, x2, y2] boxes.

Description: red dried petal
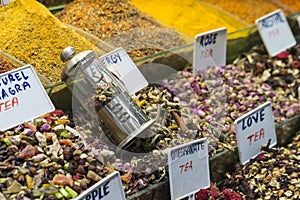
[[223, 189, 243, 200], [275, 51, 289, 60], [195, 189, 209, 200], [43, 116, 55, 124], [51, 109, 65, 117]]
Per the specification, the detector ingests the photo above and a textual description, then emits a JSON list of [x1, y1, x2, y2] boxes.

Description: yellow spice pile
[[0, 0, 102, 83]]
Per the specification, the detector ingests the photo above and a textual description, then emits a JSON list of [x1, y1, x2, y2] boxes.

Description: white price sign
[[255, 9, 296, 57], [1, 0, 12, 6], [235, 101, 277, 164], [100, 47, 148, 95], [168, 138, 210, 200], [193, 27, 227, 76], [0, 65, 55, 131], [75, 171, 126, 200]]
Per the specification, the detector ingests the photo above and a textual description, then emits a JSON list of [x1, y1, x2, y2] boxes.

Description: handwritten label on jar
[[100, 47, 148, 95], [75, 171, 125, 200], [193, 27, 227, 76], [255, 9, 296, 57], [168, 138, 210, 200], [0, 65, 55, 131], [235, 101, 277, 164]]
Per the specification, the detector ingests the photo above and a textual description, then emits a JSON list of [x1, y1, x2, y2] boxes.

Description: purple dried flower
[[262, 83, 271, 91], [40, 124, 51, 132], [24, 128, 34, 136]]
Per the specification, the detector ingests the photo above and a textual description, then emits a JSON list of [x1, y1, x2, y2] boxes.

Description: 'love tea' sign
[[235, 101, 277, 164], [0, 65, 55, 131]]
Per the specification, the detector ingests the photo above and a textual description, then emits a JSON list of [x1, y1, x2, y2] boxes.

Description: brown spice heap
[[0, 0, 105, 83], [55, 0, 187, 59], [0, 55, 19, 74], [37, 0, 74, 7], [200, 0, 293, 24]]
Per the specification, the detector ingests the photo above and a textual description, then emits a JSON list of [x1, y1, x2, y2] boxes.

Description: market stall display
[[54, 0, 190, 60], [1, 1, 300, 199]]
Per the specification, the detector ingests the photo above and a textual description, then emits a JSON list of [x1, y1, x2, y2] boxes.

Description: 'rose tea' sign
[[0, 65, 55, 131]]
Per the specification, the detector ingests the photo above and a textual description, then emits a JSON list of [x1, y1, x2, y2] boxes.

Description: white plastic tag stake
[[1, 0, 12, 6], [234, 101, 277, 165], [0, 65, 55, 131], [255, 9, 296, 57], [188, 193, 195, 200], [168, 138, 210, 200], [75, 171, 126, 200], [298, 86, 300, 112], [100, 47, 148, 95], [193, 27, 227, 76], [297, 16, 300, 28]]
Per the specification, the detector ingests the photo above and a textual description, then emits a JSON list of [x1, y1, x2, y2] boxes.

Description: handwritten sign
[[168, 138, 210, 200], [75, 171, 125, 200], [255, 9, 296, 57], [1, 0, 11, 6], [0, 65, 55, 131], [100, 47, 148, 95], [235, 101, 277, 164], [193, 27, 227, 76]]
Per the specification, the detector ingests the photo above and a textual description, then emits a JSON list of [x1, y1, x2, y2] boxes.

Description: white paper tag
[[1, 0, 12, 6], [75, 171, 126, 200], [193, 27, 227, 76], [235, 101, 277, 164], [0, 65, 55, 131], [100, 47, 148, 95], [255, 9, 296, 57], [168, 138, 210, 200]]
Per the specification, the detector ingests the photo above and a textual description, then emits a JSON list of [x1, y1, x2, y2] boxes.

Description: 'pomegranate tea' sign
[[100, 47, 148, 95], [75, 171, 126, 200], [235, 101, 277, 164], [255, 9, 296, 57], [193, 27, 227, 76], [0, 65, 54, 131], [168, 138, 210, 200]]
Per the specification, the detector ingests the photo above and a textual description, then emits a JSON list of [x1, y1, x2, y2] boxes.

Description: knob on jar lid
[[60, 46, 76, 62]]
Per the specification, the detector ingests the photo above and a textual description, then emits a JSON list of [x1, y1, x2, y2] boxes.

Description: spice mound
[[0, 110, 111, 200], [223, 146, 300, 199], [55, 0, 187, 59], [0, 0, 101, 83]]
